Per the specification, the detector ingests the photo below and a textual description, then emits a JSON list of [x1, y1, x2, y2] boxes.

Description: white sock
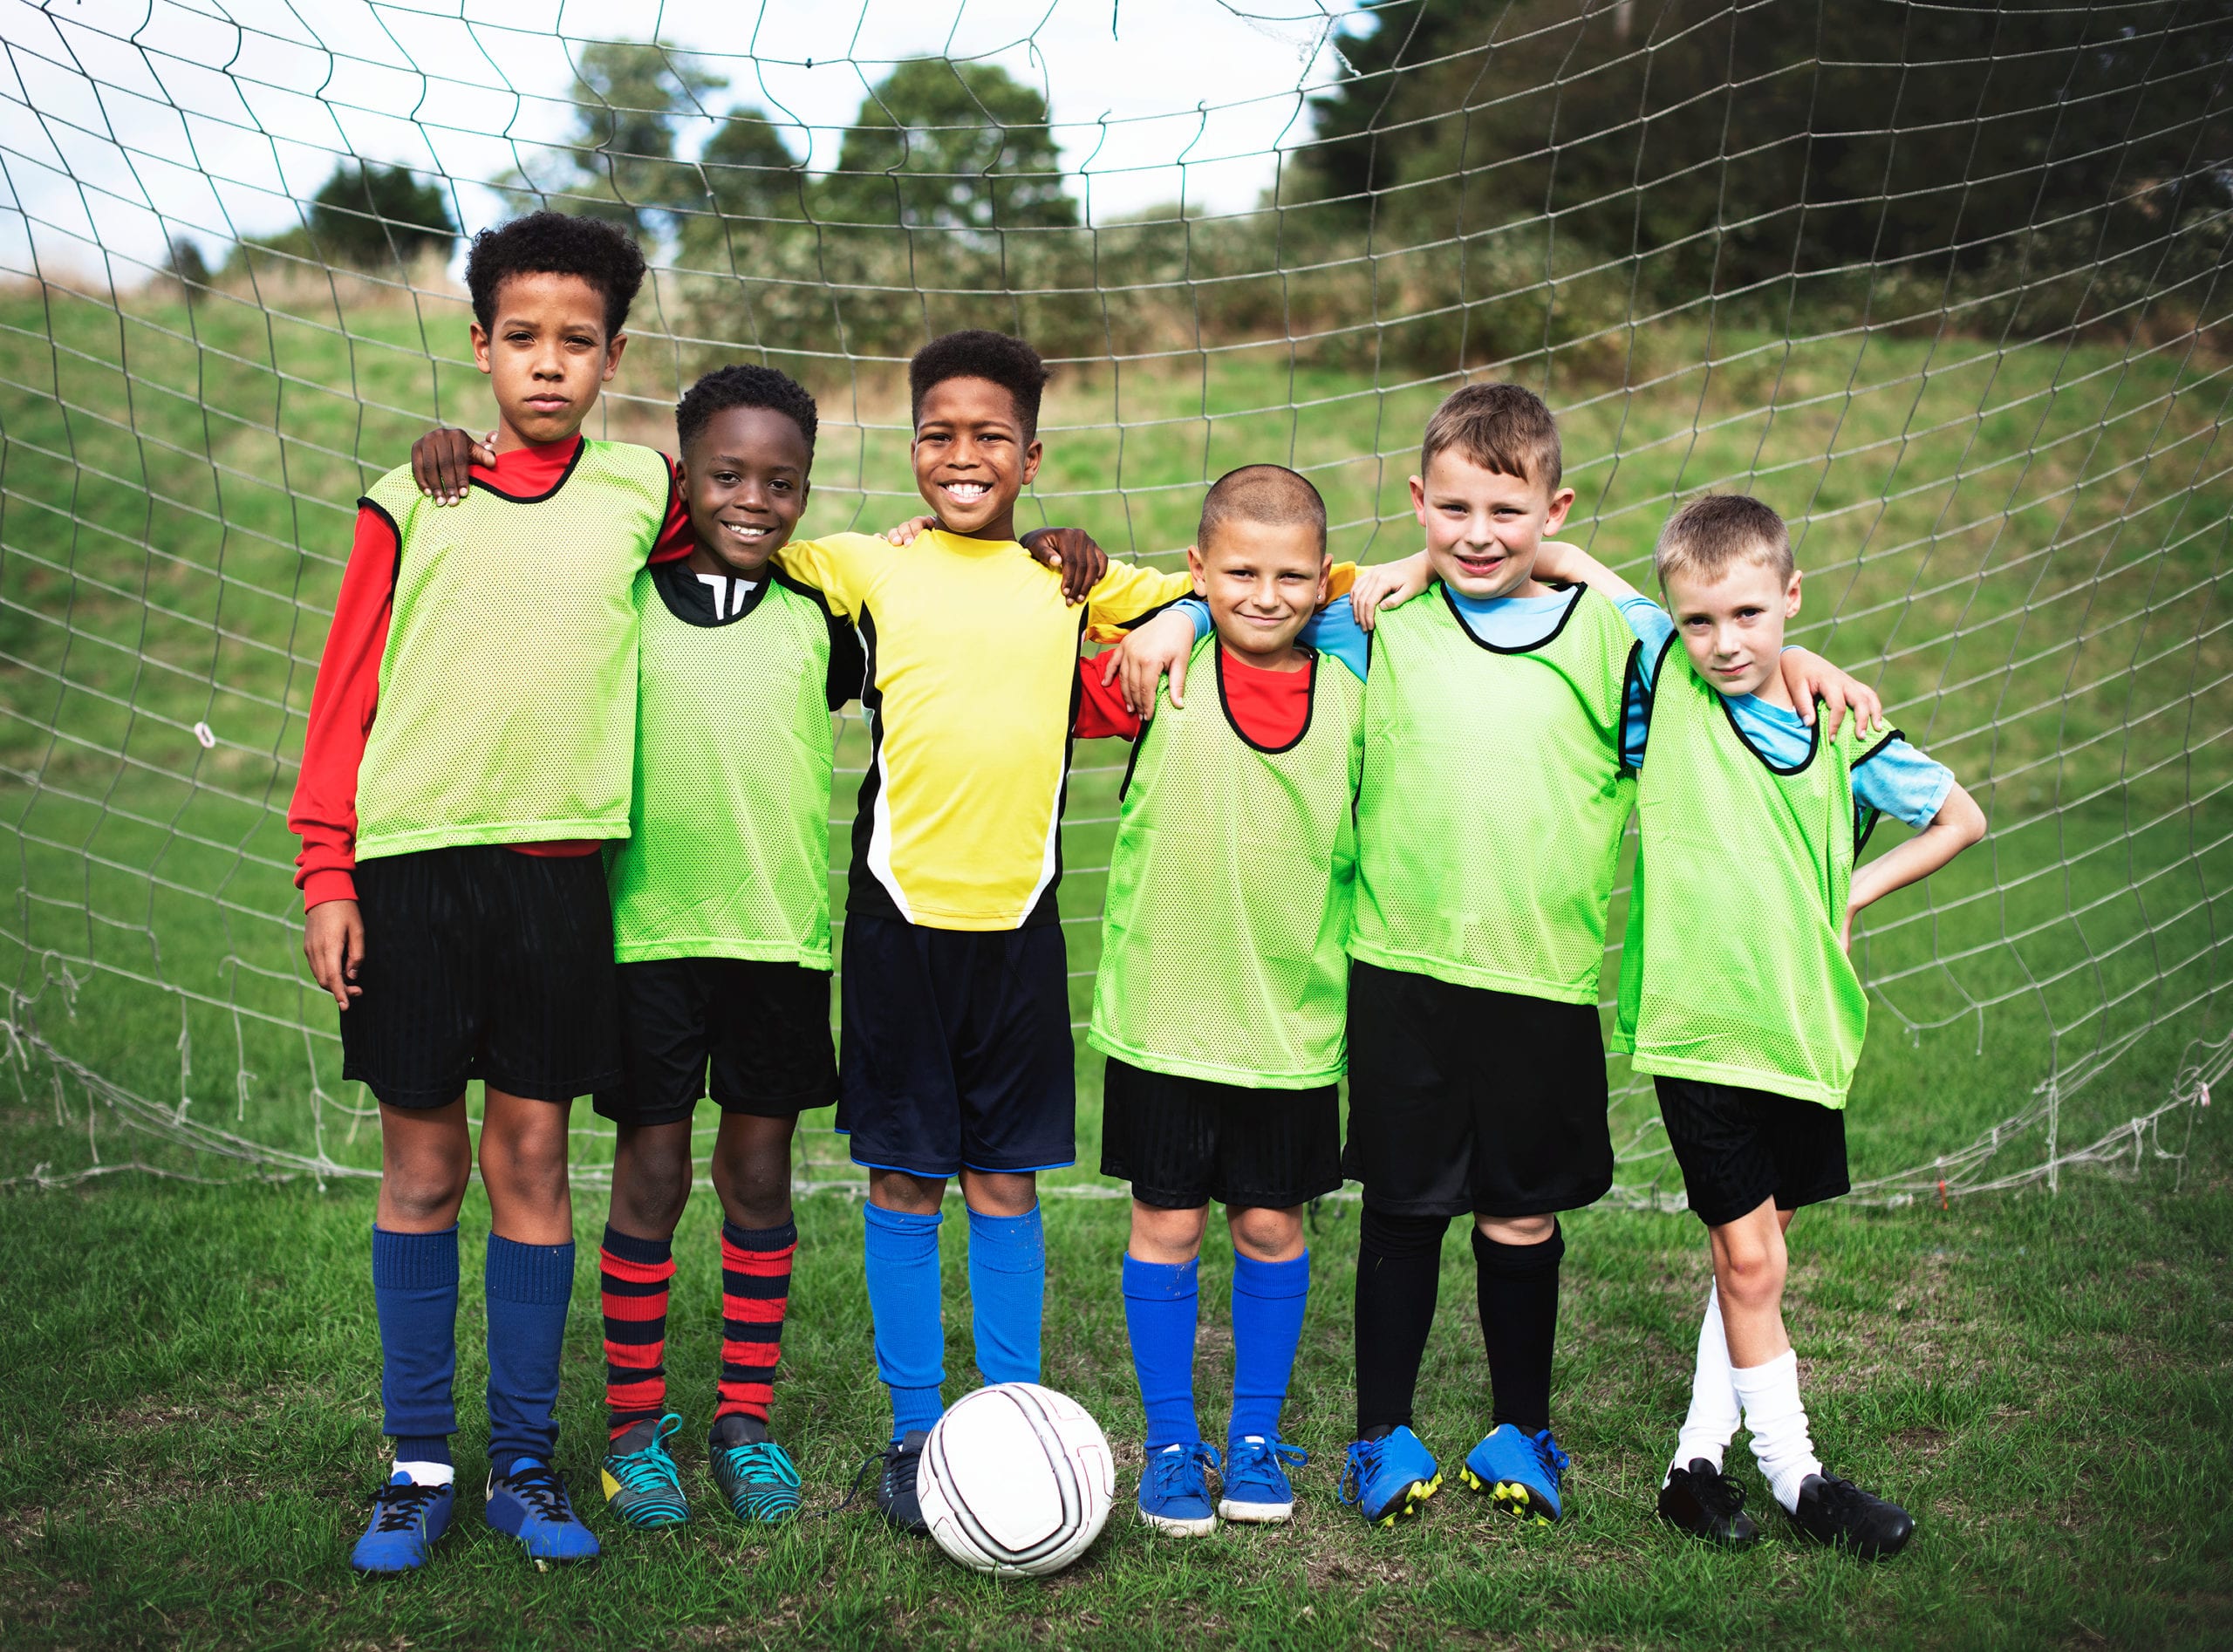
[[1730, 1349, 1822, 1514], [1666, 1285, 1741, 1484], [392, 1459, 455, 1487]]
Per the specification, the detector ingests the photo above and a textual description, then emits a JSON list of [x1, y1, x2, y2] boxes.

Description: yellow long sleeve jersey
[[775, 529, 1194, 932]]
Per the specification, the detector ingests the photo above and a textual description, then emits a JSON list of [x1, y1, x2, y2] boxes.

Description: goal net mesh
[[1, 0, 2227, 1203]]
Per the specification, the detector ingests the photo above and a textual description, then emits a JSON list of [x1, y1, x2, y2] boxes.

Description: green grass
[[0, 276, 2230, 1644]]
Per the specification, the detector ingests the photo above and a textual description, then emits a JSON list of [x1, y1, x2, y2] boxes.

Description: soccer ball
[[916, 1382, 1116, 1578]]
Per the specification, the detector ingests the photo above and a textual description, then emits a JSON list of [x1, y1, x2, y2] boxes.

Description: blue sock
[[484, 1235, 575, 1471], [864, 1204, 945, 1441], [372, 1225, 458, 1466], [1229, 1250, 1310, 1445], [1122, 1254, 1200, 1451], [967, 1205, 1045, 1388]]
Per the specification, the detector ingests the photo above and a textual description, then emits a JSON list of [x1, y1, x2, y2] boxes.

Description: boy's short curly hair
[[1198, 464, 1328, 556], [675, 364, 818, 455], [1654, 493, 1794, 587], [464, 211, 646, 341], [908, 330, 1052, 440], [1421, 381, 1563, 494]]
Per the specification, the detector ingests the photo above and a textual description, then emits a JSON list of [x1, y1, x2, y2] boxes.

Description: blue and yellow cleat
[[1460, 1423, 1570, 1524], [709, 1416, 802, 1525], [486, 1457, 601, 1564], [601, 1414, 688, 1529], [1137, 1441, 1220, 1536], [1340, 1427, 1443, 1528], [350, 1471, 454, 1573], [1219, 1435, 1307, 1524]]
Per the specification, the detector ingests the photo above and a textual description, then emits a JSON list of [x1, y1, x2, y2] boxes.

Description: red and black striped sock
[[716, 1219, 796, 1423], [600, 1225, 674, 1441]]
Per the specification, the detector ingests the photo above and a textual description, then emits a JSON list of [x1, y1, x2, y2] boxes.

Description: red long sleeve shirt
[[288, 435, 693, 909]]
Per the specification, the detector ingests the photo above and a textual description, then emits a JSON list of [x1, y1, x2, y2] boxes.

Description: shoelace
[[1688, 1465, 1747, 1520], [367, 1480, 447, 1532], [1144, 1442, 1219, 1502], [607, 1415, 684, 1494], [1226, 1437, 1307, 1485], [835, 1438, 914, 1518], [1529, 1430, 1572, 1479], [1337, 1438, 1382, 1505], [498, 1462, 574, 1523], [717, 1440, 801, 1490]]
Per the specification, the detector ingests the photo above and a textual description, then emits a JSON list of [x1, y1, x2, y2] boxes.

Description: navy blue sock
[[484, 1235, 575, 1471], [1229, 1250, 1309, 1444], [864, 1204, 945, 1441], [966, 1205, 1044, 1387], [372, 1225, 458, 1465], [1122, 1254, 1199, 1451]]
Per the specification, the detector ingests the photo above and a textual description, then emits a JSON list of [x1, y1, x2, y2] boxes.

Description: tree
[[306, 160, 457, 268], [539, 40, 727, 237], [816, 59, 1076, 232], [165, 236, 208, 297]]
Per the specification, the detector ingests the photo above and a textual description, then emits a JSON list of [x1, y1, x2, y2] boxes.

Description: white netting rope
[[0, 0, 2225, 1204]]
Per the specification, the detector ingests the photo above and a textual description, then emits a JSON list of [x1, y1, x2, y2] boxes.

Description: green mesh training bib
[[1350, 582, 1639, 1002], [1089, 636, 1367, 1088], [1611, 642, 1869, 1109], [354, 441, 670, 860], [608, 571, 837, 966]]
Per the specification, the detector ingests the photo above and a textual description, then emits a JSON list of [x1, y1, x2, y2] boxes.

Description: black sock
[[1473, 1222, 1565, 1435], [1354, 1207, 1449, 1437]]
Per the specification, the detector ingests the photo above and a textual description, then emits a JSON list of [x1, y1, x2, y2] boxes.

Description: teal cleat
[[1460, 1423, 1570, 1524], [1219, 1435, 1307, 1524], [1340, 1427, 1442, 1528], [709, 1416, 803, 1525], [601, 1413, 688, 1529], [486, 1458, 600, 1564], [350, 1472, 454, 1574]]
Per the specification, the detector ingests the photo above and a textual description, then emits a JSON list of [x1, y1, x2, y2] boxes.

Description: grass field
[[0, 273, 2230, 1646]]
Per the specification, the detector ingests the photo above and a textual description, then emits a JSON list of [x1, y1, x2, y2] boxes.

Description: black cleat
[[1789, 1471, 1915, 1560], [1658, 1458, 1763, 1547], [869, 1430, 930, 1535]]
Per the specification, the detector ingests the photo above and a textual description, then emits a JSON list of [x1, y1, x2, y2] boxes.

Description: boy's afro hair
[[464, 211, 646, 341], [676, 364, 819, 455], [908, 329, 1051, 440]]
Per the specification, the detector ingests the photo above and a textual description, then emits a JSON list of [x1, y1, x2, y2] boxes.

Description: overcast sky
[[0, 0, 1364, 282]]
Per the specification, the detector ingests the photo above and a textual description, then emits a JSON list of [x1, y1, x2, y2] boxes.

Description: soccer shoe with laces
[[349, 1472, 454, 1573], [708, 1414, 802, 1525], [1339, 1427, 1442, 1528], [1657, 1458, 1763, 1547], [857, 1430, 930, 1535], [600, 1413, 688, 1528], [1219, 1435, 1306, 1524], [1137, 1441, 1219, 1536], [1789, 1471, 1915, 1560], [485, 1458, 600, 1564], [1460, 1423, 1570, 1524]]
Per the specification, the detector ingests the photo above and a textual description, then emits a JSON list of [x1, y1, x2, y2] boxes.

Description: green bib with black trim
[[607, 570, 837, 966], [1349, 582, 1638, 1002], [1611, 642, 1869, 1109], [1089, 635, 1367, 1088], [354, 441, 669, 860]]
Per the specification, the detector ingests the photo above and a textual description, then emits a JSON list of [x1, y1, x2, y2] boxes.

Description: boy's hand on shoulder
[[412, 427, 496, 505], [1781, 649, 1884, 740], [1533, 539, 1642, 602], [1349, 550, 1432, 631], [1103, 605, 1198, 716], [1021, 527, 1108, 605], [882, 515, 938, 545], [304, 898, 365, 1009]]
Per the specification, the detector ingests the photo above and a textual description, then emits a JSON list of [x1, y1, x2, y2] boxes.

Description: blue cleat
[[486, 1457, 600, 1564], [1340, 1427, 1442, 1528], [349, 1471, 454, 1574], [1137, 1441, 1219, 1536], [1219, 1435, 1307, 1525], [709, 1416, 802, 1525], [1460, 1423, 1570, 1524], [601, 1414, 688, 1529]]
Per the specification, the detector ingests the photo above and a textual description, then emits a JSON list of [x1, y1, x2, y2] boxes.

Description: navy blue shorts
[[592, 957, 837, 1128], [836, 913, 1076, 1178]]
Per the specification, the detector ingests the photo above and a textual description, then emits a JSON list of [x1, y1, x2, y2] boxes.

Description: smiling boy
[[588, 365, 862, 1533], [1601, 494, 1983, 1557], [766, 330, 1198, 1530], [291, 212, 693, 1572]]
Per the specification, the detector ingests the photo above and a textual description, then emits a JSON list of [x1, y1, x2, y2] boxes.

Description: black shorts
[[341, 844, 620, 1109], [592, 957, 837, 1128], [1342, 960, 1614, 1219], [1655, 1075, 1849, 1228], [1099, 1057, 1343, 1211], [836, 913, 1076, 1178]]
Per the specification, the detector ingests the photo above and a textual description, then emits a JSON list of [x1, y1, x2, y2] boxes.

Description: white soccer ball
[[917, 1382, 1116, 1578]]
